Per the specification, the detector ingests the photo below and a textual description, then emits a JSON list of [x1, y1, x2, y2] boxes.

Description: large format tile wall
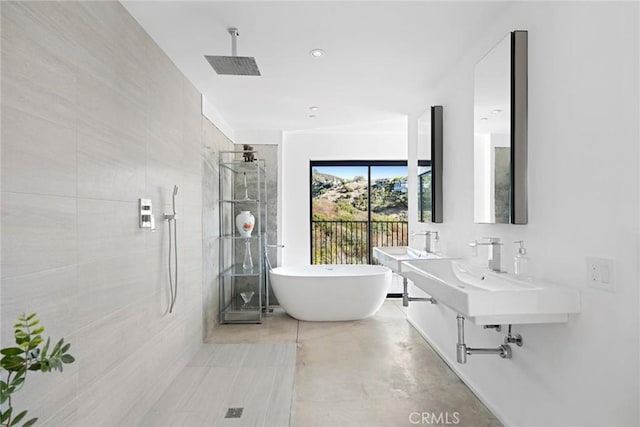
[[202, 119, 233, 337], [1, 2, 215, 424]]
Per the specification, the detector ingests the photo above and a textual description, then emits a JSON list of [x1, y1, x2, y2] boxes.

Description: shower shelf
[[219, 161, 266, 174], [221, 264, 262, 277], [219, 234, 260, 240], [218, 150, 268, 324], [219, 199, 260, 203]]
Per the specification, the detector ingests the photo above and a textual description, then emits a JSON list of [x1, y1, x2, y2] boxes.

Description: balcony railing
[[311, 220, 408, 264]]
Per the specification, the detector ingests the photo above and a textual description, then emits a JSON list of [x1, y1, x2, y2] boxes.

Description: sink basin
[[400, 259, 580, 325], [373, 246, 439, 273]]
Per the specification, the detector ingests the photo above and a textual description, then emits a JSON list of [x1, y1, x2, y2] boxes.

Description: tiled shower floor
[[139, 343, 296, 426], [141, 301, 501, 426]]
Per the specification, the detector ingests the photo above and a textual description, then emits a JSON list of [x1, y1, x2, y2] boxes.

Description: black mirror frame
[[510, 30, 528, 224], [431, 105, 443, 223]]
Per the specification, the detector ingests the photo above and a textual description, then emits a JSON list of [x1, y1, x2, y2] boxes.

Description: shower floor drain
[[225, 408, 244, 418]]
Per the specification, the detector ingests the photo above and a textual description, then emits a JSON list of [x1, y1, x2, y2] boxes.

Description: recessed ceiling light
[[480, 117, 489, 121], [309, 49, 325, 58], [309, 114, 317, 118], [491, 109, 502, 114], [309, 106, 319, 111]]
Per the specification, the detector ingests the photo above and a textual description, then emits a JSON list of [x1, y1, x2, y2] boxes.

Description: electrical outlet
[[586, 257, 616, 292]]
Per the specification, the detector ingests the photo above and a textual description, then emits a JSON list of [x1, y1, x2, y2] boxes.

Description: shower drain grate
[[225, 408, 244, 418]]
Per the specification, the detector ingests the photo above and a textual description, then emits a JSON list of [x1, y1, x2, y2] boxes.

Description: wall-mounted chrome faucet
[[469, 237, 503, 272], [412, 231, 439, 254]]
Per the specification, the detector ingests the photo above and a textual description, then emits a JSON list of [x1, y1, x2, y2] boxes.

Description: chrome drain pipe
[[402, 276, 436, 307], [456, 315, 512, 364]]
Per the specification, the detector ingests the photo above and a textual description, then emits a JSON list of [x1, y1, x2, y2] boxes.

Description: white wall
[[408, 2, 639, 426], [281, 125, 407, 266]]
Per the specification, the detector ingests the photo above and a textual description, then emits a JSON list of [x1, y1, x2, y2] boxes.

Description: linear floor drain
[[225, 408, 244, 418]]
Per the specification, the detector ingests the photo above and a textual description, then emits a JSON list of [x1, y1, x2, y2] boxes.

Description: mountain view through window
[[310, 163, 408, 264]]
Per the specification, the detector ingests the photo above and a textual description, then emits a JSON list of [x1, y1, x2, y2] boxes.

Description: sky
[[314, 165, 408, 181]]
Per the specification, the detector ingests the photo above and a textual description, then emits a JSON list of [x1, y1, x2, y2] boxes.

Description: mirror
[[473, 31, 528, 224], [417, 105, 443, 223]]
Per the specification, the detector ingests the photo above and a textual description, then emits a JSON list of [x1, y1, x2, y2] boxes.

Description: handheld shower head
[[169, 185, 178, 217]]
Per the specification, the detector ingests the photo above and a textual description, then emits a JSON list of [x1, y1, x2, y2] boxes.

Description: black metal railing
[[311, 220, 408, 264]]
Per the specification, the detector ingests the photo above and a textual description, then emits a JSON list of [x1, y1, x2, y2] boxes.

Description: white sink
[[373, 246, 439, 273], [400, 259, 581, 325]]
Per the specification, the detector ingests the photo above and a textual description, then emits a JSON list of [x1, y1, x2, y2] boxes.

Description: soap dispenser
[[513, 240, 530, 278], [432, 231, 440, 254]]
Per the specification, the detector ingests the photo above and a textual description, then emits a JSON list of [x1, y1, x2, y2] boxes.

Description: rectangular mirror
[[473, 30, 527, 224], [417, 105, 443, 223]]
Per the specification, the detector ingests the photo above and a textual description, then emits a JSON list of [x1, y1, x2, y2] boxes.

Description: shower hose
[[168, 216, 178, 313]]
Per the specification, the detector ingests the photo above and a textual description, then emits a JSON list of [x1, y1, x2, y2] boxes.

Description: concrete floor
[[205, 300, 502, 427]]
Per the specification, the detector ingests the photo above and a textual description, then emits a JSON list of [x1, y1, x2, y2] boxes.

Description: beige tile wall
[[0, 2, 228, 424]]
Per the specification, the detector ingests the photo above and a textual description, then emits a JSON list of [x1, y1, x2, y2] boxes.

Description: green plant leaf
[[26, 313, 36, 321], [51, 339, 63, 356], [31, 327, 44, 335], [60, 343, 70, 354], [23, 416, 38, 427], [61, 354, 75, 364], [1, 355, 25, 370], [28, 337, 43, 350], [1, 407, 12, 423], [1, 347, 24, 356], [11, 376, 25, 387], [40, 338, 50, 360], [13, 410, 28, 425], [15, 366, 27, 379]]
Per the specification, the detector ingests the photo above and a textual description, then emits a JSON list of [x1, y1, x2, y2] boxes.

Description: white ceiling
[[122, 1, 511, 135]]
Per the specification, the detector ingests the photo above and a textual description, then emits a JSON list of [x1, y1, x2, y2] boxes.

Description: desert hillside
[[311, 171, 407, 221]]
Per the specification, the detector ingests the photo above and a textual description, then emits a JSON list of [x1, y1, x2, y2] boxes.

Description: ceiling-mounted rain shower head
[[205, 28, 261, 76]]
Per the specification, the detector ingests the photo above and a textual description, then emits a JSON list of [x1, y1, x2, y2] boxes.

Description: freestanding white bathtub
[[269, 264, 392, 321]]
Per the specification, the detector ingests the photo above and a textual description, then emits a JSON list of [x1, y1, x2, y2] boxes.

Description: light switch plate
[[586, 257, 616, 293]]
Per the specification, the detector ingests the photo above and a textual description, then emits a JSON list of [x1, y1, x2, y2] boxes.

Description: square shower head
[[205, 55, 261, 76]]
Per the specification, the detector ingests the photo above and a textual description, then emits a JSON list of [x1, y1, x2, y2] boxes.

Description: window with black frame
[[417, 160, 432, 223], [310, 160, 408, 265]]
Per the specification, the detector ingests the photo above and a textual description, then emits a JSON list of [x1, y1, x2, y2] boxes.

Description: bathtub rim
[[270, 264, 391, 278]]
